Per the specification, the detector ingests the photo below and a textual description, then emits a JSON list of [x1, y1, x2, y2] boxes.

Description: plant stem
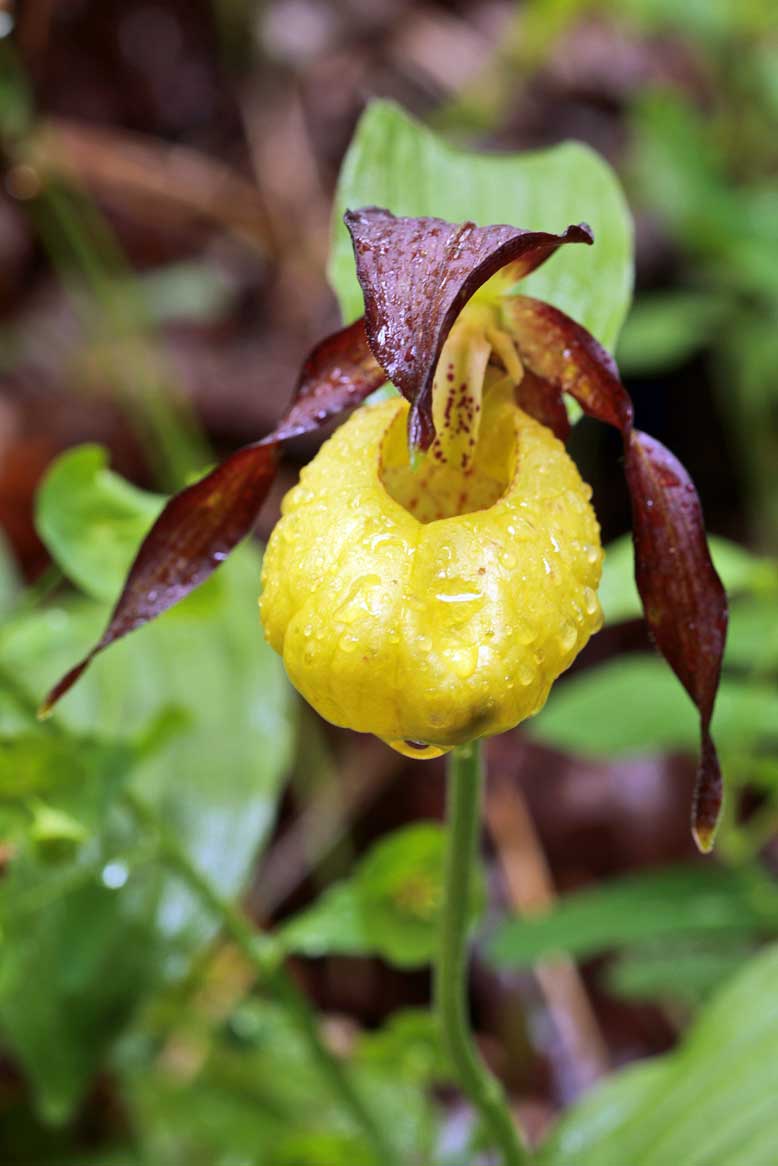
[[436, 742, 531, 1165], [124, 790, 398, 1166]]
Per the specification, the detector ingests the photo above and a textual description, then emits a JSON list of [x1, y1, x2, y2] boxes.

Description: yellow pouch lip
[[260, 394, 603, 757]]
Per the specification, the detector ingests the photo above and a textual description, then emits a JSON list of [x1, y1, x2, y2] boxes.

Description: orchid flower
[[40, 209, 727, 850]]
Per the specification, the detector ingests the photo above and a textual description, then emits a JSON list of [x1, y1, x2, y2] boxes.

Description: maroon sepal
[[514, 369, 571, 442], [507, 295, 728, 851], [39, 322, 386, 716], [344, 208, 592, 451], [272, 318, 384, 441], [625, 430, 726, 852]]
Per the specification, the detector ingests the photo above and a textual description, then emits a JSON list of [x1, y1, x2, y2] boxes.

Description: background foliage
[[0, 0, 776, 1162]]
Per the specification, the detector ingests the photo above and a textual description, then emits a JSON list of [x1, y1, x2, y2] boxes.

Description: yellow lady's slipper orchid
[[40, 206, 725, 848], [260, 367, 603, 758]]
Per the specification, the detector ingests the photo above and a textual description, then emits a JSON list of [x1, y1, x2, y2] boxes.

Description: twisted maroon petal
[[507, 294, 728, 851], [40, 321, 385, 715], [344, 207, 592, 451]]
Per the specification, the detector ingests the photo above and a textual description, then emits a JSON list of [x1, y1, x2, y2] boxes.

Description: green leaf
[[527, 656, 778, 758], [540, 943, 778, 1165], [605, 939, 754, 1009], [280, 823, 484, 968], [599, 533, 767, 626], [724, 594, 778, 673], [615, 292, 726, 376], [0, 872, 162, 1125], [0, 542, 293, 1120], [0, 730, 138, 810], [488, 864, 778, 970], [329, 100, 633, 352], [35, 444, 165, 602], [279, 881, 369, 959], [356, 1009, 450, 1087], [354, 823, 458, 968]]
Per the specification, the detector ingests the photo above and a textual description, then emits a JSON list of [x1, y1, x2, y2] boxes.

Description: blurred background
[[0, 1, 777, 1163]]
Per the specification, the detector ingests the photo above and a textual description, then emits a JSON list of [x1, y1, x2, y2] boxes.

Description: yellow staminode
[[260, 380, 603, 758]]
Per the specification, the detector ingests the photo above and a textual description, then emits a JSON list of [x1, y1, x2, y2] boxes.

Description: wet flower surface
[[261, 386, 603, 757]]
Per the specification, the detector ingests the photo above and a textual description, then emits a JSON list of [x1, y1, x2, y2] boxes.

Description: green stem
[[124, 790, 398, 1166], [436, 742, 531, 1165]]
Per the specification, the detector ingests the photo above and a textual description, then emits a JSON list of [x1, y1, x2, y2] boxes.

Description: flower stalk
[[436, 742, 531, 1165]]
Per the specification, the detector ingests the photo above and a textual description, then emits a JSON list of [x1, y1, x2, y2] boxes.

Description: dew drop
[[560, 622, 577, 651], [515, 623, 536, 645], [450, 646, 478, 679], [101, 861, 128, 889]]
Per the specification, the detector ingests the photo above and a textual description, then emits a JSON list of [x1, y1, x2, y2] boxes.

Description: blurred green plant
[[0, 45, 776, 1164], [0, 446, 294, 1123]]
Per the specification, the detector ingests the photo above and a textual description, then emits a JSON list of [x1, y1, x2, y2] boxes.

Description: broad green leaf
[[35, 444, 165, 602], [329, 100, 633, 352], [527, 656, 778, 758], [599, 534, 768, 626], [280, 823, 484, 968], [0, 542, 293, 1119], [540, 943, 778, 1165], [725, 595, 778, 672], [615, 292, 726, 376], [0, 871, 162, 1125], [488, 864, 778, 969], [605, 939, 754, 1008]]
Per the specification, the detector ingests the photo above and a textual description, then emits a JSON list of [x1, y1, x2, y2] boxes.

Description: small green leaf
[[329, 100, 633, 352], [35, 445, 165, 602], [599, 534, 767, 626], [356, 1009, 450, 1087], [488, 864, 778, 969], [280, 823, 484, 968], [540, 943, 778, 1165], [354, 823, 452, 968], [279, 881, 368, 960]]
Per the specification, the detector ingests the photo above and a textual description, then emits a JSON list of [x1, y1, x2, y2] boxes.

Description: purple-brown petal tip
[[344, 208, 593, 446]]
